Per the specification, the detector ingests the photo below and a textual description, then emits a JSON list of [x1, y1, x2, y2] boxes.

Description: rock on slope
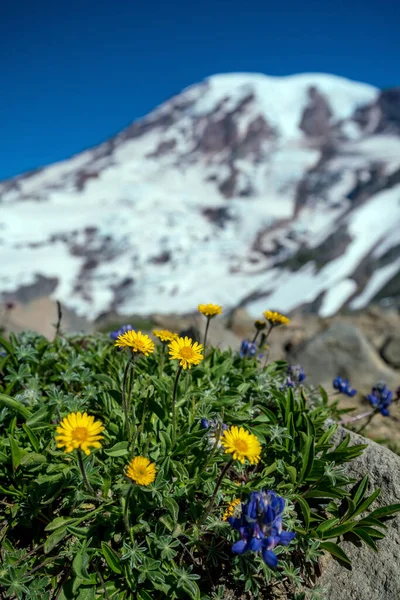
[[1, 74, 400, 320], [318, 427, 400, 600]]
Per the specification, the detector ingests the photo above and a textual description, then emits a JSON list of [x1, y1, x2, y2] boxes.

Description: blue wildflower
[[333, 376, 357, 397], [367, 383, 393, 417], [240, 340, 257, 358], [110, 324, 134, 341], [282, 364, 306, 389], [201, 417, 228, 446], [228, 490, 295, 568]]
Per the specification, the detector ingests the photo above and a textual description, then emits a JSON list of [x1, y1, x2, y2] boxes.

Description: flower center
[[234, 439, 249, 453], [179, 347, 194, 359], [136, 467, 146, 476], [72, 426, 89, 442]]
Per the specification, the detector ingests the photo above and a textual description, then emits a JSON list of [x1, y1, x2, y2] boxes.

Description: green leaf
[[26, 406, 50, 427], [104, 441, 129, 457], [316, 518, 340, 535], [0, 394, 32, 419], [320, 542, 352, 565], [348, 488, 381, 519], [164, 496, 179, 522], [294, 495, 311, 530], [101, 542, 122, 574], [44, 526, 69, 554], [351, 475, 369, 506], [369, 503, 400, 520], [73, 549, 92, 581], [357, 526, 385, 539], [9, 436, 25, 471], [45, 516, 80, 531], [22, 424, 40, 452], [322, 522, 356, 539], [284, 387, 295, 425], [299, 432, 315, 483], [77, 587, 96, 600], [20, 452, 46, 468], [352, 527, 379, 552], [285, 464, 297, 485], [0, 337, 18, 366]]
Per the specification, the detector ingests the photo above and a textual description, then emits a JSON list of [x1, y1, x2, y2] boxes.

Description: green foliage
[[0, 330, 399, 599]]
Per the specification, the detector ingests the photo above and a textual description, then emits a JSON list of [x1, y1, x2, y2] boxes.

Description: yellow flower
[[115, 330, 155, 355], [263, 310, 290, 326], [126, 456, 157, 486], [254, 319, 266, 331], [55, 412, 104, 455], [168, 336, 204, 370], [221, 426, 262, 465], [222, 498, 242, 521], [153, 329, 179, 343], [198, 303, 222, 318]]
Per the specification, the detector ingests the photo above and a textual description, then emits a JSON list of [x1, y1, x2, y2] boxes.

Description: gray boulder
[[289, 321, 399, 392], [318, 427, 400, 600]]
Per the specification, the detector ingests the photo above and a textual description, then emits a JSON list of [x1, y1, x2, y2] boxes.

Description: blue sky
[[1, 0, 398, 180]]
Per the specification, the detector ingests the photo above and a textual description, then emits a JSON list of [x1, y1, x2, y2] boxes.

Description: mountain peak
[[0, 73, 399, 319]]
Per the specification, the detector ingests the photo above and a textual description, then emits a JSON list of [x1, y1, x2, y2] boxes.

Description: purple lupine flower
[[201, 417, 228, 447], [228, 490, 295, 568], [110, 324, 134, 341], [333, 376, 357, 397], [367, 383, 393, 417], [240, 340, 257, 358], [282, 364, 306, 389]]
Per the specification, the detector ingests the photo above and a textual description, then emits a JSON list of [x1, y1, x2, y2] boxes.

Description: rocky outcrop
[[318, 427, 400, 600], [288, 320, 399, 391], [299, 86, 333, 139]]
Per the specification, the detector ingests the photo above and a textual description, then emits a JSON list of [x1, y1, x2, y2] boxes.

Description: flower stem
[[251, 330, 260, 344], [357, 410, 378, 435], [77, 450, 94, 494], [199, 458, 233, 528], [203, 316, 211, 354], [172, 365, 183, 446], [122, 355, 135, 440], [123, 483, 134, 534]]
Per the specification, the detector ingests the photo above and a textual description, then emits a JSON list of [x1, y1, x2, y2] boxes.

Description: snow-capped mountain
[[1, 73, 400, 319]]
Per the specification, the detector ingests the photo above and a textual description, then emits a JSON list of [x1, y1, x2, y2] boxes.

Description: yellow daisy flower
[[222, 498, 242, 521], [126, 456, 157, 486], [198, 303, 222, 318], [263, 310, 290, 326], [153, 329, 179, 343], [55, 412, 104, 456], [115, 330, 155, 355], [221, 426, 262, 465], [168, 336, 204, 370]]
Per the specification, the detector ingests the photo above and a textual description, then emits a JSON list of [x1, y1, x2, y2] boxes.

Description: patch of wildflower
[[282, 364, 306, 389], [198, 303, 222, 318], [153, 329, 178, 342], [228, 490, 296, 568], [201, 417, 228, 447], [367, 383, 393, 416], [115, 330, 155, 355], [110, 324, 134, 340], [126, 456, 157, 486], [222, 498, 241, 521], [239, 339, 258, 358], [55, 412, 104, 455], [333, 376, 357, 397], [168, 336, 204, 370], [263, 310, 290, 327], [220, 425, 262, 464]]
